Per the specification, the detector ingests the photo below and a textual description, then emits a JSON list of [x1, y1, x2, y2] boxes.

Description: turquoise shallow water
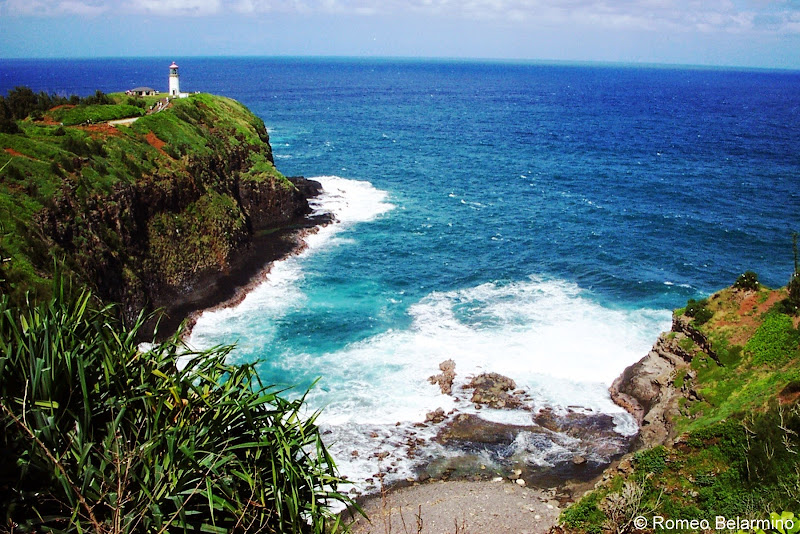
[[4, 58, 800, 490]]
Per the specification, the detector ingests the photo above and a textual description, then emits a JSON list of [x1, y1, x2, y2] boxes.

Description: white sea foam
[[189, 177, 672, 495], [305, 277, 670, 492], [308, 277, 670, 426]]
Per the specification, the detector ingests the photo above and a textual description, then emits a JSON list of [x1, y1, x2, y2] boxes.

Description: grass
[[47, 104, 145, 126], [746, 313, 800, 365], [563, 417, 798, 533]]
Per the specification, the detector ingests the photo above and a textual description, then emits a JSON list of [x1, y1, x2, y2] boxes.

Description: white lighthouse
[[168, 62, 180, 96]]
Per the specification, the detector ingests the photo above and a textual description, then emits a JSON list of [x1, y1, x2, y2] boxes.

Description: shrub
[[49, 159, 63, 177], [0, 278, 355, 533], [718, 344, 743, 367], [0, 116, 20, 134], [634, 446, 668, 475], [742, 404, 800, 486], [685, 298, 713, 326], [789, 272, 800, 310], [560, 491, 605, 533], [127, 97, 146, 109], [772, 298, 799, 316], [790, 233, 800, 313], [82, 89, 112, 106], [60, 155, 75, 173], [4, 163, 25, 181], [62, 134, 92, 156], [734, 271, 760, 291]]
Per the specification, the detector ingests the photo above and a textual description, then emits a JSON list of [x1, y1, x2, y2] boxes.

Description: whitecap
[[302, 277, 670, 491], [189, 189, 672, 495]]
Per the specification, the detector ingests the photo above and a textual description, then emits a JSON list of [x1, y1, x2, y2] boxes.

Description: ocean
[[3, 57, 800, 492]]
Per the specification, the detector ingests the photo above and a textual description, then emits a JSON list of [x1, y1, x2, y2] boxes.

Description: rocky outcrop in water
[[466, 372, 523, 409], [428, 359, 457, 395]]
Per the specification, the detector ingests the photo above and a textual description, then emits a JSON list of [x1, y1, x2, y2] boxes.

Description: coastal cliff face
[[608, 315, 707, 448], [0, 93, 315, 327]]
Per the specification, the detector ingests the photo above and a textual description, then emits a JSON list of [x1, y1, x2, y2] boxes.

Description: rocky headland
[[554, 285, 800, 533], [0, 92, 328, 336]]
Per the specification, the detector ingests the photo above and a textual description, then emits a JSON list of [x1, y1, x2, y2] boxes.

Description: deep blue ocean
[[3, 57, 800, 489]]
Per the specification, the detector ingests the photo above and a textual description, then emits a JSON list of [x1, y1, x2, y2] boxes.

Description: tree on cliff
[[0, 277, 355, 533], [789, 232, 800, 311]]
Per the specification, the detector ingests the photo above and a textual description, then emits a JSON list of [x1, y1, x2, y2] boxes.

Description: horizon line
[[1, 54, 799, 74]]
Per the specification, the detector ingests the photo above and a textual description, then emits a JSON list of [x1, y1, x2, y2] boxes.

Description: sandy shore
[[344, 479, 562, 534]]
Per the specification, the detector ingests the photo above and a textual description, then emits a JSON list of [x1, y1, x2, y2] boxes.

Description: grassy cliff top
[[674, 284, 800, 432], [561, 280, 800, 533], [0, 92, 290, 301]]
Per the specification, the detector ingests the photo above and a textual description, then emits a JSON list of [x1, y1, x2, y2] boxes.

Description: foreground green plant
[[0, 277, 354, 533]]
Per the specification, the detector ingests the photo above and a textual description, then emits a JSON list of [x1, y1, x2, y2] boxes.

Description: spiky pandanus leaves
[[0, 277, 355, 533]]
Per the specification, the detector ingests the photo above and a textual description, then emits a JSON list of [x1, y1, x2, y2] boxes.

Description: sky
[[0, 0, 799, 69]]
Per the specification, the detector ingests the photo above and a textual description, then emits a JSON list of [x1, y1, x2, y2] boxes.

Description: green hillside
[[559, 276, 800, 533], [0, 90, 305, 322]]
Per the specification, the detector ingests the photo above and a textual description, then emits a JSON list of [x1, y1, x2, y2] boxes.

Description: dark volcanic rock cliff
[[1, 93, 319, 331]]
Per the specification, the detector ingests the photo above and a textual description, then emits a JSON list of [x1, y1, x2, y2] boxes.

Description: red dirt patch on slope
[[4, 148, 31, 158], [145, 131, 168, 156], [79, 123, 122, 137], [736, 291, 783, 316], [714, 289, 787, 346]]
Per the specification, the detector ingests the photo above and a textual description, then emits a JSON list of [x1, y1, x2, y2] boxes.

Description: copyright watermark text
[[633, 515, 795, 531]]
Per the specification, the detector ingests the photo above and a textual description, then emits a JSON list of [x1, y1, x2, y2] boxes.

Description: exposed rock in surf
[[425, 407, 447, 424], [466, 372, 522, 409], [437, 413, 545, 446], [287, 175, 324, 198], [534, 408, 618, 442], [428, 359, 457, 395], [533, 407, 632, 459], [428, 412, 629, 487]]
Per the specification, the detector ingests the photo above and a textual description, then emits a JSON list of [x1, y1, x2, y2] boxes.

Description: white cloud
[[2, 0, 799, 35], [57, 0, 107, 15], [2, 0, 107, 15], [135, 0, 222, 15]]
